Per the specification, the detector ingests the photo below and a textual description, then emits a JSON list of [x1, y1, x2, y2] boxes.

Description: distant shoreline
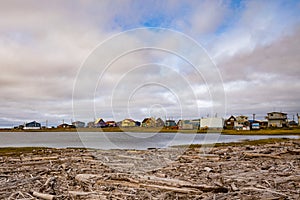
[[1, 127, 300, 135]]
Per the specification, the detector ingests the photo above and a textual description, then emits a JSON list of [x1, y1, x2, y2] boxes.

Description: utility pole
[[253, 114, 256, 121]]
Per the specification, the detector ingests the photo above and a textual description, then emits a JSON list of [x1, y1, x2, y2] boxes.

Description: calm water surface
[[0, 132, 298, 150]]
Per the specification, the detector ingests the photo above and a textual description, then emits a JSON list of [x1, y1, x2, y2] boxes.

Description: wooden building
[[266, 112, 288, 128]]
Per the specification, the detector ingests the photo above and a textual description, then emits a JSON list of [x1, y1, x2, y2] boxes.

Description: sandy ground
[[0, 139, 299, 199]]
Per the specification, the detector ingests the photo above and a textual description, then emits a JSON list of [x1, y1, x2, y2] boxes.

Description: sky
[[1, 0, 300, 127]]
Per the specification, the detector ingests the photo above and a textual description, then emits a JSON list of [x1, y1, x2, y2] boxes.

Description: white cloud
[[0, 0, 299, 126]]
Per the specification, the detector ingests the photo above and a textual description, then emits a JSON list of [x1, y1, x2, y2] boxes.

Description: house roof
[[95, 118, 105, 124], [142, 118, 150, 123], [267, 112, 287, 115], [227, 115, 236, 121], [25, 121, 41, 126], [123, 119, 135, 122]]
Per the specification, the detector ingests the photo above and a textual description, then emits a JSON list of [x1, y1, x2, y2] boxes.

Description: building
[[87, 121, 95, 128], [165, 120, 177, 129], [57, 123, 75, 129], [266, 112, 288, 128], [236, 115, 250, 130], [106, 121, 117, 127], [121, 119, 136, 127], [72, 121, 85, 128], [259, 121, 268, 129], [236, 116, 249, 125], [94, 118, 107, 128], [141, 117, 156, 127], [177, 120, 193, 130], [225, 116, 237, 129], [156, 118, 165, 127], [23, 121, 41, 130], [200, 118, 224, 129]]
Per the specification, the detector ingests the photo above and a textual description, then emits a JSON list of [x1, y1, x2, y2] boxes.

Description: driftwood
[[0, 139, 299, 199], [75, 173, 229, 193], [243, 152, 281, 159], [241, 187, 288, 197], [30, 191, 55, 200]]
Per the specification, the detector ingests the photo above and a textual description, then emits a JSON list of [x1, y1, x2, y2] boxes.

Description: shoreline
[[0, 138, 299, 199]]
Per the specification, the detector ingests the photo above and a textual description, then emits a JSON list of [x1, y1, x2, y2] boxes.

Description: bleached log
[[230, 183, 239, 191], [31, 191, 55, 200]]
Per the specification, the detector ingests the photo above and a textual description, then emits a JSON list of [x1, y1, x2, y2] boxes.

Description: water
[[0, 132, 298, 150]]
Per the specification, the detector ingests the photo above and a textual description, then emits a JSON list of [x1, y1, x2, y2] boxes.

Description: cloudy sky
[[1, 0, 300, 127]]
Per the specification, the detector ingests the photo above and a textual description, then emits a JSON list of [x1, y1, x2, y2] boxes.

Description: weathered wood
[[19, 156, 59, 162], [0, 139, 299, 199], [242, 187, 288, 197], [243, 152, 281, 159], [31, 191, 55, 200]]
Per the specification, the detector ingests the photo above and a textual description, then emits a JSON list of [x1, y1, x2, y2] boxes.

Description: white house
[[200, 118, 224, 129]]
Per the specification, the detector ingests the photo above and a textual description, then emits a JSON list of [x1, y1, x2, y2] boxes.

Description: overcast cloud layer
[[1, 0, 300, 127]]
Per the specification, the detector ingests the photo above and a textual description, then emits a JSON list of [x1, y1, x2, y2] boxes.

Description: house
[[72, 121, 85, 128], [156, 118, 165, 127], [200, 118, 224, 129], [94, 118, 107, 128], [57, 123, 75, 129], [23, 121, 41, 130], [87, 121, 95, 128], [106, 121, 117, 127], [177, 120, 193, 130], [225, 116, 237, 129], [141, 117, 156, 127], [165, 120, 178, 129], [236, 116, 249, 126], [236, 115, 250, 130], [121, 119, 136, 127], [266, 112, 288, 128], [259, 121, 268, 129]]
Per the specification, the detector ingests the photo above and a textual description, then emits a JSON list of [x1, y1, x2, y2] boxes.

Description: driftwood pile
[[0, 139, 299, 199]]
